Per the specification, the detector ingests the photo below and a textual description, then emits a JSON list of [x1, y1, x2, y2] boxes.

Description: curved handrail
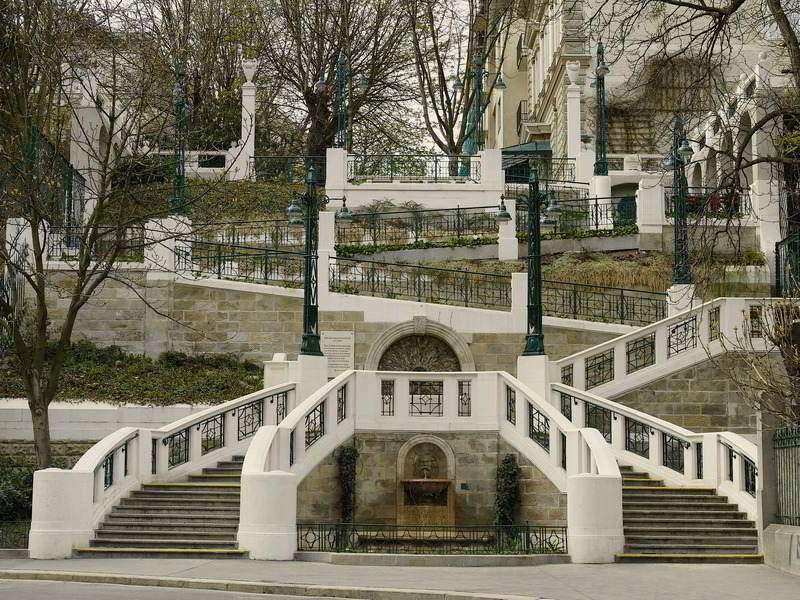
[[73, 427, 138, 473]]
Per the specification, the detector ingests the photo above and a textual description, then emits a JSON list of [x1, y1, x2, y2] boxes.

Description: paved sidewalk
[[0, 557, 798, 600]]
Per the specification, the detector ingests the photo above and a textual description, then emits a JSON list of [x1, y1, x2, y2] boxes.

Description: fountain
[[397, 440, 455, 526]]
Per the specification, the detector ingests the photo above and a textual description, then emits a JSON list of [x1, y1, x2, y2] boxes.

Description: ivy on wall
[[336, 445, 359, 522], [494, 453, 521, 526]]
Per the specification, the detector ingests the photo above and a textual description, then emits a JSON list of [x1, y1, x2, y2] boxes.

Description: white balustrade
[[28, 382, 296, 559]]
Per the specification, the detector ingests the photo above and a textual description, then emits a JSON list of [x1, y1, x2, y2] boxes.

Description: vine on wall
[[494, 453, 521, 526], [336, 445, 359, 522]]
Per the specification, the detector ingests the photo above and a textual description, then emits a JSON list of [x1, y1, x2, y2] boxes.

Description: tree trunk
[[29, 397, 53, 469]]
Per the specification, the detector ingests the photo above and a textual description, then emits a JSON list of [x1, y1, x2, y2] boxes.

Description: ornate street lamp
[[496, 168, 545, 355], [171, 65, 187, 212], [286, 165, 325, 356], [594, 40, 609, 177], [671, 115, 693, 285]]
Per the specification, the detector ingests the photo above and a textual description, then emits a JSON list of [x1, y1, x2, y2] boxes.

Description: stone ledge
[[294, 551, 570, 568]]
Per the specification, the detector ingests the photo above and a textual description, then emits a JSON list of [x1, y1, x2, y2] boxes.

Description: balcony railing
[[664, 187, 752, 218], [46, 225, 145, 262], [776, 232, 800, 297], [193, 220, 305, 252], [516, 196, 636, 237], [251, 155, 325, 183], [504, 157, 576, 184], [347, 155, 480, 184]]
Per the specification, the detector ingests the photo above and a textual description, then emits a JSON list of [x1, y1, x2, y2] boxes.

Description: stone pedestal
[[667, 283, 696, 316]]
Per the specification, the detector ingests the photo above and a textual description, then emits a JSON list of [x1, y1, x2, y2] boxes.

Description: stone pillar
[[230, 59, 258, 181], [296, 354, 329, 402], [325, 148, 347, 197], [636, 176, 664, 251], [565, 62, 582, 161], [510, 272, 528, 332], [263, 353, 292, 389], [497, 202, 518, 260], [480, 149, 504, 192], [667, 283, 696, 316], [516, 354, 550, 403], [69, 94, 105, 219], [143, 216, 192, 274], [567, 471, 624, 563], [318, 211, 336, 253], [757, 411, 779, 532], [590, 175, 611, 199]]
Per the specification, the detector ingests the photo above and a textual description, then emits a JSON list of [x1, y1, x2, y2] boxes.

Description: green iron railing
[[516, 196, 636, 237], [776, 233, 800, 297], [775, 425, 800, 526], [251, 155, 325, 183]]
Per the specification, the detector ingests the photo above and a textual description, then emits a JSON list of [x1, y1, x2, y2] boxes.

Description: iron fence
[[296, 523, 567, 554], [193, 220, 305, 252], [347, 155, 481, 183], [46, 225, 145, 262], [27, 127, 86, 226], [251, 155, 325, 183], [175, 239, 305, 287], [504, 157, 576, 184], [1, 240, 27, 323], [0, 521, 30, 549], [775, 233, 800, 297], [516, 196, 636, 236], [665, 187, 752, 218], [336, 206, 498, 248], [775, 425, 800, 526]]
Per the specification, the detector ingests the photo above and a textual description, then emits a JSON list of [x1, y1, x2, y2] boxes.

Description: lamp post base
[[300, 334, 324, 357], [516, 354, 551, 402]]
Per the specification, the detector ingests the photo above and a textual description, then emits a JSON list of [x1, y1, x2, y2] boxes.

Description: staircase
[[616, 465, 762, 563], [74, 456, 247, 558]]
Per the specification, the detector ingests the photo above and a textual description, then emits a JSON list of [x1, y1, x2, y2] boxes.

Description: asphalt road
[[0, 580, 337, 600]]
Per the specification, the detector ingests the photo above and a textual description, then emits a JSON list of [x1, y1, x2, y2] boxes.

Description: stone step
[[620, 478, 663, 487], [624, 544, 759, 554], [188, 473, 242, 481], [617, 553, 764, 564], [141, 482, 241, 490], [112, 505, 240, 514], [625, 535, 759, 544], [100, 522, 238, 532], [120, 497, 239, 507], [74, 547, 248, 559], [622, 487, 717, 495], [623, 499, 732, 509], [95, 529, 236, 540], [107, 512, 240, 522], [624, 526, 756, 536], [623, 518, 752, 529], [622, 493, 727, 503], [130, 490, 241, 500], [623, 510, 747, 520], [90, 538, 238, 549], [215, 460, 245, 469], [202, 466, 243, 474]]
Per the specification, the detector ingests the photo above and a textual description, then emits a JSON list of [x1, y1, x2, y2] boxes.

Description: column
[[565, 62, 582, 161], [231, 59, 258, 181]]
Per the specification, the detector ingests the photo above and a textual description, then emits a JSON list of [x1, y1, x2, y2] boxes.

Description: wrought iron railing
[[193, 220, 305, 252], [664, 186, 752, 218], [175, 239, 305, 286], [504, 157, 576, 184], [516, 196, 636, 236], [296, 523, 567, 555], [251, 155, 325, 183], [46, 225, 145, 262], [335, 206, 498, 248], [775, 425, 800, 526], [607, 156, 625, 171], [775, 233, 800, 297], [329, 257, 511, 310], [0, 521, 30, 549], [329, 257, 667, 325], [29, 127, 86, 226], [347, 155, 481, 183], [504, 182, 589, 204]]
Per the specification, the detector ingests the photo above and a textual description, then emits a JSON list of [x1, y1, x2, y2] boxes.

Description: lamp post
[[671, 115, 694, 285], [594, 40, 609, 177], [496, 167, 545, 355], [287, 165, 325, 356], [457, 56, 506, 155], [171, 65, 187, 212], [334, 53, 347, 148]]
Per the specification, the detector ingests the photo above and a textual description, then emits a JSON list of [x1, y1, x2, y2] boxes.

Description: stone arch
[[690, 164, 702, 188], [365, 317, 475, 371], [396, 434, 456, 481]]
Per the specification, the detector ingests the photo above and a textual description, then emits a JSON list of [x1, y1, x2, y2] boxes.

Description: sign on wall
[[321, 331, 355, 378]]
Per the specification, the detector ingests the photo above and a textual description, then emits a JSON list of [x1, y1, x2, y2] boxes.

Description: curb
[[0, 570, 536, 600]]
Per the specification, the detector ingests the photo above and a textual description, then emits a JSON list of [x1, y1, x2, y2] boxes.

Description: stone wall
[[0, 440, 94, 468], [295, 432, 567, 527], [613, 356, 757, 434], [47, 270, 618, 372]]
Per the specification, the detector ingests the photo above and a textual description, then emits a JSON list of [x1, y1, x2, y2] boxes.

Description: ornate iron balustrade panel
[[560, 364, 573, 387], [251, 155, 325, 183], [337, 384, 347, 423], [748, 305, 763, 338], [305, 401, 326, 448], [695, 442, 703, 479], [296, 523, 567, 555], [177, 239, 306, 287], [559, 391, 573, 421], [381, 380, 395, 416], [664, 186, 752, 218], [585, 349, 614, 390], [165, 427, 190, 469], [541, 280, 666, 327], [626, 332, 656, 374], [329, 258, 512, 310], [200, 413, 225, 454], [727, 444, 735, 481], [667, 316, 697, 357], [744, 455, 757, 497], [409, 380, 444, 416], [528, 403, 550, 452], [585, 402, 613, 444], [194, 220, 305, 252], [123, 440, 129, 476], [560, 432, 567, 469], [347, 155, 481, 183], [336, 206, 498, 247], [625, 418, 650, 458], [102, 451, 114, 489], [776, 233, 800, 297], [709, 306, 721, 341], [238, 398, 263, 441], [505, 158, 576, 183], [289, 430, 295, 466], [662, 433, 686, 473], [274, 391, 288, 424], [0, 521, 30, 549], [506, 386, 517, 424], [774, 426, 800, 525], [47, 225, 146, 262], [517, 196, 636, 236], [458, 380, 472, 417]]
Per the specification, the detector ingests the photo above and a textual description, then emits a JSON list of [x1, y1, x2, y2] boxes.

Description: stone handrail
[[549, 297, 770, 398], [28, 382, 296, 559]]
